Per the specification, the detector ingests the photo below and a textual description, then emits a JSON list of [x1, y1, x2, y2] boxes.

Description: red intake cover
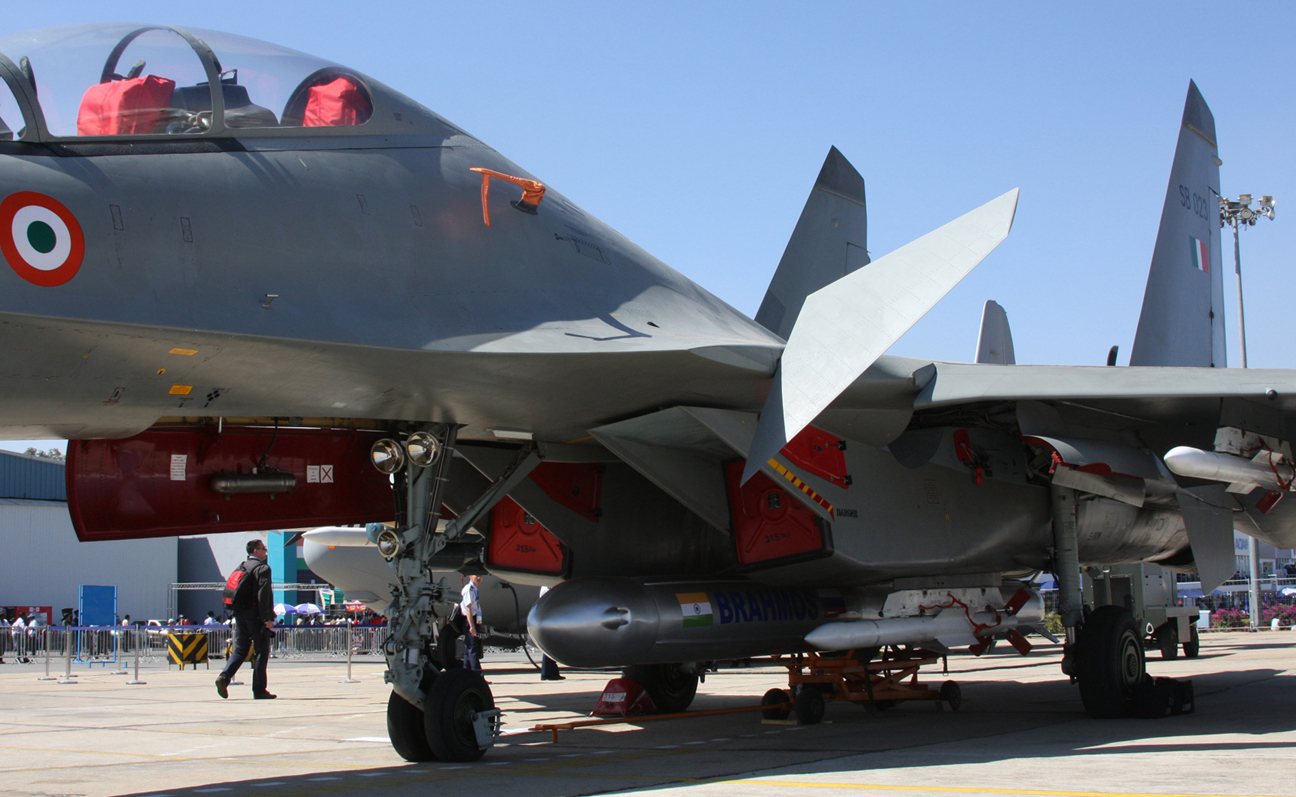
[[66, 427, 395, 542], [487, 496, 565, 575], [725, 461, 827, 565]]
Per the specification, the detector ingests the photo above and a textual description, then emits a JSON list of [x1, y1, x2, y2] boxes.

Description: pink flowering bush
[[1262, 603, 1296, 627], [1211, 608, 1248, 628]]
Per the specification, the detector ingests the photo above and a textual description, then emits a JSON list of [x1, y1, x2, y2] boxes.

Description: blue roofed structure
[[0, 449, 66, 501]]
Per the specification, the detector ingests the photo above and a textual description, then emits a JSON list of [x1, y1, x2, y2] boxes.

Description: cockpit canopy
[[0, 24, 451, 141]]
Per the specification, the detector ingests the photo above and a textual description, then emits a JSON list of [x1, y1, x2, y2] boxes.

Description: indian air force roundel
[[1, 192, 86, 287]]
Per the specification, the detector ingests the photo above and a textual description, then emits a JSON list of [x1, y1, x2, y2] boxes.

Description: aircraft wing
[[912, 362, 1296, 452], [916, 362, 1296, 411]]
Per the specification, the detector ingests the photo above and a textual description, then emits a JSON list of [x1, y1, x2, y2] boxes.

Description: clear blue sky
[[2, 2, 1294, 455]]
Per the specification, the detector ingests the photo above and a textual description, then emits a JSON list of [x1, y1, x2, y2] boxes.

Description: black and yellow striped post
[[167, 632, 210, 670]]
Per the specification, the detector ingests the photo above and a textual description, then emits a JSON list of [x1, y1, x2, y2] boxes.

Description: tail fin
[[1129, 81, 1226, 367], [755, 146, 869, 340], [974, 300, 1015, 364]]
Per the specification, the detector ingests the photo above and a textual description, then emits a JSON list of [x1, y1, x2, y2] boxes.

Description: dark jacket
[[234, 556, 275, 624]]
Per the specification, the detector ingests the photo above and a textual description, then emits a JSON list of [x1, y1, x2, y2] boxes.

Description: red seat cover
[[77, 76, 176, 136], [302, 77, 372, 127]]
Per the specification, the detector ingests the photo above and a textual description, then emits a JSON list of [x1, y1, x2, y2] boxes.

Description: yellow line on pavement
[[723, 780, 1284, 797]]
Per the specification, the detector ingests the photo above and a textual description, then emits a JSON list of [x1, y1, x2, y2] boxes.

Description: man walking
[[215, 540, 276, 699], [461, 574, 483, 671]]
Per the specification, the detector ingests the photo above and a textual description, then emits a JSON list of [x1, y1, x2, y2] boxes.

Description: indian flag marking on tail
[[1190, 235, 1209, 273], [677, 592, 713, 628]]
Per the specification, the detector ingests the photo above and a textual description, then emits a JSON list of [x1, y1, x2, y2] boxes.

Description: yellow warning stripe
[[767, 458, 834, 515], [167, 633, 209, 664], [723, 781, 1281, 797]]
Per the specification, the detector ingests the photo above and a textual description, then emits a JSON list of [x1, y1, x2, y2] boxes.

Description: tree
[[24, 447, 64, 461]]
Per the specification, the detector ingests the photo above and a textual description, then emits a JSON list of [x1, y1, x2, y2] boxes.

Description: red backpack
[[222, 562, 256, 607]]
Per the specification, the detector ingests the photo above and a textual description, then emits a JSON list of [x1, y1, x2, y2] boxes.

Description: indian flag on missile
[[678, 592, 713, 628], [1190, 235, 1209, 273]]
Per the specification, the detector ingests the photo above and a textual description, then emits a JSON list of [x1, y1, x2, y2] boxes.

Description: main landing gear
[[376, 425, 540, 762], [1074, 606, 1144, 718], [1070, 605, 1195, 719]]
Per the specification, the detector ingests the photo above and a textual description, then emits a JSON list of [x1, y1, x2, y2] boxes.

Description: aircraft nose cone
[[526, 578, 659, 668]]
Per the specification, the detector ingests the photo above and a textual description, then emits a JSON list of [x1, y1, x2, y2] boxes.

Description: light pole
[[1218, 192, 1276, 629]]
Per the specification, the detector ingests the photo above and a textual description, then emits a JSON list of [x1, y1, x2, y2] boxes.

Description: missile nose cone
[[526, 578, 659, 668]]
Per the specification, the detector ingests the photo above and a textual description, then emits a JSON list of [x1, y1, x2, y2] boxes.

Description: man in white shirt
[[460, 575, 483, 671]]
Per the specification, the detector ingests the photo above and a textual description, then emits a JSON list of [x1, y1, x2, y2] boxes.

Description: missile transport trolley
[[762, 647, 962, 725]]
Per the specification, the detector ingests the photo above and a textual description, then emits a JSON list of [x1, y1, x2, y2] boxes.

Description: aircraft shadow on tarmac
[[115, 666, 1294, 797]]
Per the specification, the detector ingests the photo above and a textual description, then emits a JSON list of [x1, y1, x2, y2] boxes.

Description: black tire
[[794, 685, 825, 725], [387, 691, 436, 762], [1075, 605, 1145, 719], [1156, 623, 1179, 660], [423, 668, 494, 762], [939, 680, 962, 711], [1183, 626, 1200, 658], [761, 688, 791, 720], [621, 663, 699, 714]]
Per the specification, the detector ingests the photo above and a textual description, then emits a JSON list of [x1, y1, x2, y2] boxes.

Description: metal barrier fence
[[2, 623, 392, 666]]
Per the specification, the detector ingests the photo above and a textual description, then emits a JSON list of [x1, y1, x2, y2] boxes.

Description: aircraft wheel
[[424, 668, 494, 762], [1156, 624, 1179, 660], [761, 688, 791, 720], [1183, 626, 1200, 659], [622, 663, 698, 714], [387, 691, 436, 762], [939, 680, 962, 711], [794, 685, 825, 725], [1075, 606, 1144, 718]]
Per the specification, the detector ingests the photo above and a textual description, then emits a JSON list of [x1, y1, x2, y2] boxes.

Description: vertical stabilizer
[[1129, 81, 1226, 367], [974, 299, 1015, 364], [755, 147, 869, 340]]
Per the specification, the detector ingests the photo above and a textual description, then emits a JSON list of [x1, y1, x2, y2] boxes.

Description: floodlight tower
[[1219, 192, 1276, 629]]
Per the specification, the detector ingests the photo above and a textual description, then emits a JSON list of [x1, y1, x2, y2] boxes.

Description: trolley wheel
[[1156, 623, 1179, 660], [386, 691, 436, 762], [1182, 626, 1200, 659], [939, 680, 962, 711], [622, 663, 699, 714], [423, 668, 494, 762], [794, 685, 825, 725], [1075, 605, 1145, 719], [761, 688, 792, 720]]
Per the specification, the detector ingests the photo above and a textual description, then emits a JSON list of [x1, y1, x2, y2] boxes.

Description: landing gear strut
[[378, 425, 539, 762]]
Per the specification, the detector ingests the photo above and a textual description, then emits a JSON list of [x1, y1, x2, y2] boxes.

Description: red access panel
[[780, 426, 850, 488], [487, 496, 565, 574], [528, 462, 602, 521], [725, 462, 827, 565], [67, 427, 395, 541]]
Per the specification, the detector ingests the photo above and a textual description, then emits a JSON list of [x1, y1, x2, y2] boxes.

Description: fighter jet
[[2, 24, 1292, 763]]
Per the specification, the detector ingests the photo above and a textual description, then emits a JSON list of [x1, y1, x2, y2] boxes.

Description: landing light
[[370, 438, 405, 474], [405, 431, 441, 468], [375, 528, 403, 558]]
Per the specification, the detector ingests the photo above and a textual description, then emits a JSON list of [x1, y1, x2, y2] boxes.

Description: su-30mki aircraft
[[1, 23, 1293, 762]]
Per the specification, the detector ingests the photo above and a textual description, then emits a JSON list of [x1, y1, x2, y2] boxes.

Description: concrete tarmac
[[0, 631, 1293, 797]]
